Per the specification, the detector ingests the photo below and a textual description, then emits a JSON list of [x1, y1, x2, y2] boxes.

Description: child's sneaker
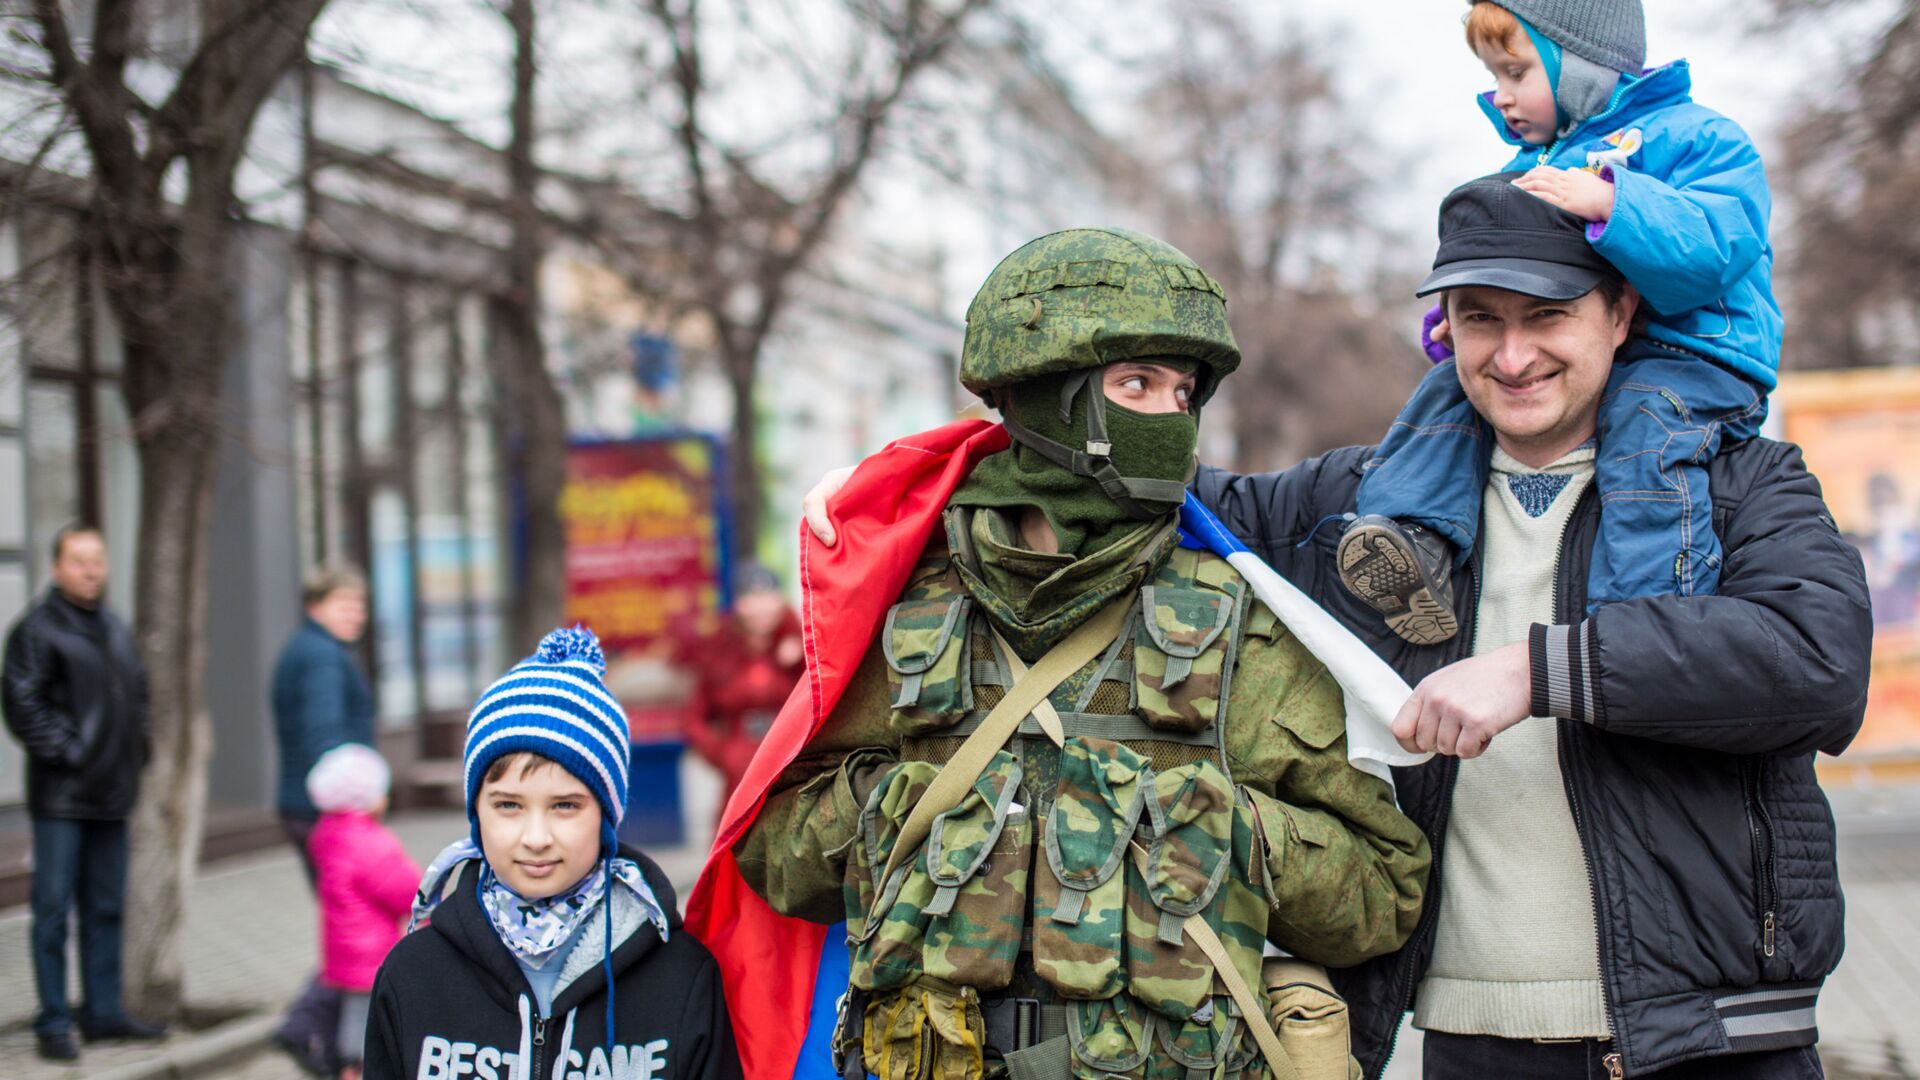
[[1336, 516, 1460, 645]]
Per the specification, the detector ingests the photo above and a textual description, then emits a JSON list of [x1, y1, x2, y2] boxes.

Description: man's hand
[[803, 465, 857, 547], [1513, 166, 1616, 223], [1392, 641, 1534, 758]]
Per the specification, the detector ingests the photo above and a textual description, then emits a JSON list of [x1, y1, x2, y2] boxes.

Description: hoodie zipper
[[530, 1016, 548, 1080], [1743, 758, 1779, 958]]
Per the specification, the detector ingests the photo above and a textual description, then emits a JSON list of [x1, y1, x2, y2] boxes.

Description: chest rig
[[843, 524, 1283, 1080]]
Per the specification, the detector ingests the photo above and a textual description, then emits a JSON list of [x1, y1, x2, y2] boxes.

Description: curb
[[80, 1014, 280, 1080]]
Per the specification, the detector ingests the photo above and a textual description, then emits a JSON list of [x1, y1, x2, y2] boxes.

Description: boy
[[361, 628, 741, 1080], [1341, 0, 1778, 644]]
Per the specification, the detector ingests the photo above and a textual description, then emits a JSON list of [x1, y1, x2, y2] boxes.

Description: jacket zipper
[[1561, 731, 1624, 1073], [1376, 555, 1480, 1075], [1552, 489, 1625, 1074], [1532, 80, 1631, 167], [531, 1016, 548, 1080], [1743, 758, 1779, 957]]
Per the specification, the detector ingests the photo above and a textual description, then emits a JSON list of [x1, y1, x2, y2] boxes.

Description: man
[[739, 228, 1431, 1080], [3, 524, 165, 1061], [269, 560, 374, 1076], [807, 179, 1871, 1078], [1193, 177, 1869, 1078]]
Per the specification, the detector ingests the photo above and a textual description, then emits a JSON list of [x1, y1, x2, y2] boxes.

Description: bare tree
[[582, 0, 996, 558], [1132, 6, 1421, 469], [12, 0, 331, 1016], [1765, 1, 1920, 368], [490, 0, 569, 647]]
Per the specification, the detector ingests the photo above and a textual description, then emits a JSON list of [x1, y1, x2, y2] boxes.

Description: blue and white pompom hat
[[464, 626, 629, 852]]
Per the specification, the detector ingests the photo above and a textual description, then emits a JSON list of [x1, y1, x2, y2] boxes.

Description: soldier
[[734, 228, 1431, 1080]]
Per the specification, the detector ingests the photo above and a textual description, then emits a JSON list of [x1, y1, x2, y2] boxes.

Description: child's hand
[[1513, 166, 1615, 223], [1423, 307, 1454, 363]]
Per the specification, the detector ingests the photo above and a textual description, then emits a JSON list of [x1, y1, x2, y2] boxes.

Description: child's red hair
[[1465, 2, 1523, 57]]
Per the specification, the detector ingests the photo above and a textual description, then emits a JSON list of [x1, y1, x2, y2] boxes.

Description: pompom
[[534, 625, 607, 674]]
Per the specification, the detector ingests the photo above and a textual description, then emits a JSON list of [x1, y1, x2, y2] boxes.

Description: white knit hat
[[306, 743, 391, 814]]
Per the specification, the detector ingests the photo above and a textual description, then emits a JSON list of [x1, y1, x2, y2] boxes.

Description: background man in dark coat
[[3, 523, 164, 1061]]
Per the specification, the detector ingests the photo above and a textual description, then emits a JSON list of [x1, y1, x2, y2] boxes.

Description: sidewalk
[[1, 756, 723, 1080], [5, 770, 1916, 1079]]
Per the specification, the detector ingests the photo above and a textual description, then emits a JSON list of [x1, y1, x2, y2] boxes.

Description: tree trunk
[[725, 345, 763, 564], [492, 0, 566, 652], [490, 296, 568, 653], [108, 191, 232, 1020], [121, 423, 218, 1019]]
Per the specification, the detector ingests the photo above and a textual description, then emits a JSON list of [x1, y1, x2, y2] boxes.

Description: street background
[[3, 0, 1920, 1077]]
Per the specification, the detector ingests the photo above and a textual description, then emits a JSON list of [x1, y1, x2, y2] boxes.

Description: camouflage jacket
[[735, 510, 1430, 1078]]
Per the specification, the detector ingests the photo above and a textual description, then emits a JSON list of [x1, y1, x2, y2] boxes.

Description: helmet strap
[[1002, 367, 1190, 521]]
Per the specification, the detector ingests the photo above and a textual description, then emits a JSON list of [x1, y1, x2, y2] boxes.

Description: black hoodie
[[363, 847, 740, 1080]]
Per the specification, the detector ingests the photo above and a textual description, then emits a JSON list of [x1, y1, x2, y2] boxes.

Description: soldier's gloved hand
[[805, 465, 857, 547]]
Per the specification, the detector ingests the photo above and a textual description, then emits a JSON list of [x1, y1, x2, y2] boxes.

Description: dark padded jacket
[[1194, 436, 1871, 1078], [2, 590, 151, 819], [364, 847, 741, 1080], [272, 619, 376, 820]]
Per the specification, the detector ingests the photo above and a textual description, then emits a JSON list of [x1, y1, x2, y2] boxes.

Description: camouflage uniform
[[737, 230, 1431, 1080]]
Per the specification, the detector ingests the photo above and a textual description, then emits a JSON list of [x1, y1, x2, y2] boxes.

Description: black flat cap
[[1416, 171, 1623, 300]]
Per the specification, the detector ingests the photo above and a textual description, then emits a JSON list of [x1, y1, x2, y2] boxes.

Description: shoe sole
[[1336, 522, 1460, 646]]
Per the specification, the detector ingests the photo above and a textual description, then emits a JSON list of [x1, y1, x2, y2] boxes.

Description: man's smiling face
[[1447, 284, 1636, 467]]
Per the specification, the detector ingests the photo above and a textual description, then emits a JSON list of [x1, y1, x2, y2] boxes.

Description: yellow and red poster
[[1776, 368, 1920, 779], [561, 435, 729, 740]]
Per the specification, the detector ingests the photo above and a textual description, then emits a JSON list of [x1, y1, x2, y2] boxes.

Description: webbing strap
[[995, 632, 1305, 1080], [876, 599, 1131, 892], [999, 409, 1190, 519]]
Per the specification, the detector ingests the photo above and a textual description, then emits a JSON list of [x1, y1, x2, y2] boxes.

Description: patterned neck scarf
[[480, 859, 610, 966], [407, 840, 669, 960]]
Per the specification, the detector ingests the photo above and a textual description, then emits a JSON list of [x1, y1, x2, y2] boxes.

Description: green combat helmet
[[960, 227, 1241, 521]]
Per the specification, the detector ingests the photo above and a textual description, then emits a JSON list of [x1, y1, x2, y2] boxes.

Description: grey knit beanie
[[1483, 0, 1646, 74]]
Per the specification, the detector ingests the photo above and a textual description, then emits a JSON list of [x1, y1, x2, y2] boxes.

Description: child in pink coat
[[305, 744, 419, 1080]]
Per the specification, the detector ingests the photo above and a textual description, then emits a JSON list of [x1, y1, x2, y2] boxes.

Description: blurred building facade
[[0, 62, 998, 821]]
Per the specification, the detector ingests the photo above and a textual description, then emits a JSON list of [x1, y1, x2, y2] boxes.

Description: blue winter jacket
[[272, 618, 376, 820], [1480, 61, 1783, 389]]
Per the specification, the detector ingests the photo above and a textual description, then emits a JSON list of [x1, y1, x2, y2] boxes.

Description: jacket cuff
[[1585, 165, 1617, 242], [1530, 621, 1603, 724]]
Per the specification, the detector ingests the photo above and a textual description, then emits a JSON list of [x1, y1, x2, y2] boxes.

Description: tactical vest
[[843, 536, 1283, 1080]]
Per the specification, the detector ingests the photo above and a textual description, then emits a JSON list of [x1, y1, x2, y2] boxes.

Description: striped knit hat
[[464, 626, 629, 852]]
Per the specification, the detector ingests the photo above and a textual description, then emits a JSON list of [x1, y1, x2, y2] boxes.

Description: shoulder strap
[[994, 630, 1305, 1080], [876, 598, 1131, 890]]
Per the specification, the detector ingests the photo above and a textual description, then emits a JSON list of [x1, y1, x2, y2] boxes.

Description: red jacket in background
[[681, 611, 804, 803], [310, 811, 420, 992]]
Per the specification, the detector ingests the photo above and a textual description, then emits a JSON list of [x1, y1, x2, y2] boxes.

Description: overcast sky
[[314, 0, 1887, 293]]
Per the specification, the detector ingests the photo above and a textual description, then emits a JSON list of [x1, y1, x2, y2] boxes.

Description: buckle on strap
[[981, 997, 1040, 1053], [981, 997, 1069, 1054]]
